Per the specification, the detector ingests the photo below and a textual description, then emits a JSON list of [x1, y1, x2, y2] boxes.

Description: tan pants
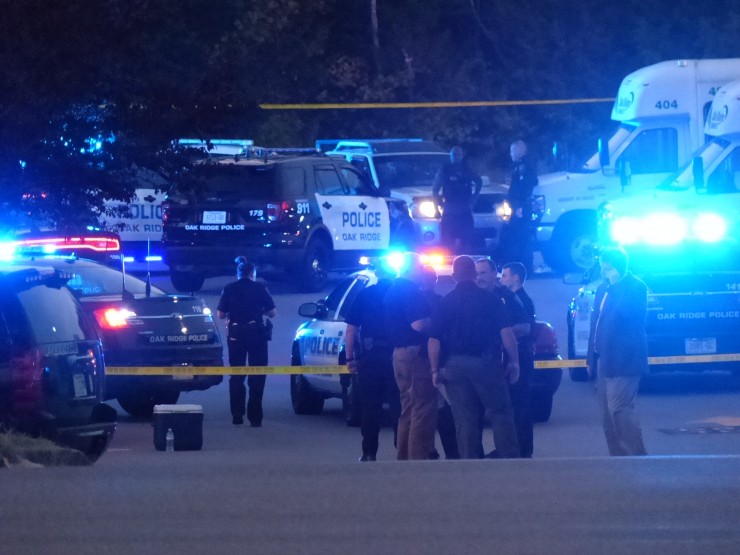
[[597, 360, 647, 456], [392, 345, 438, 460]]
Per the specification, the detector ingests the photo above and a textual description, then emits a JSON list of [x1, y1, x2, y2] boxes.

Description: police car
[[0, 260, 117, 460], [291, 256, 563, 424], [162, 147, 417, 293], [323, 139, 510, 249], [566, 150, 740, 381], [3, 239, 224, 417]]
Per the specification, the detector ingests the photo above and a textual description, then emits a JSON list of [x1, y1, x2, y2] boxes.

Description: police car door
[[301, 273, 371, 392], [314, 165, 391, 255]]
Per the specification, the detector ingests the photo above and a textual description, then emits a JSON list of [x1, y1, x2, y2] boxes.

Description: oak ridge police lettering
[[185, 224, 246, 231], [341, 210, 382, 242], [656, 311, 740, 320]]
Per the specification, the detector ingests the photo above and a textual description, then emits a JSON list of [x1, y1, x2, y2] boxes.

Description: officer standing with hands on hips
[[217, 257, 276, 427]]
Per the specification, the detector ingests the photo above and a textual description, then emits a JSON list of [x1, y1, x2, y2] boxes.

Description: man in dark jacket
[[587, 247, 648, 456], [432, 146, 482, 253]]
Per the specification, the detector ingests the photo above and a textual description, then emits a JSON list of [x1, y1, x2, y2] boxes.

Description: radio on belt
[[153, 404, 204, 451]]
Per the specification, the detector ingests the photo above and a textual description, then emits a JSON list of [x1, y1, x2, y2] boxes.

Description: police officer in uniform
[[433, 146, 483, 253], [217, 257, 276, 426], [344, 263, 400, 462], [502, 140, 538, 275]]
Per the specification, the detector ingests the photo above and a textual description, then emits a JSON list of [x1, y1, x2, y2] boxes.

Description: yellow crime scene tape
[[106, 365, 349, 376], [260, 98, 615, 110], [108, 353, 740, 375]]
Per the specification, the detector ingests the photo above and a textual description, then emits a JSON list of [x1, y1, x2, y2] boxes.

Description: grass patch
[[0, 429, 92, 468]]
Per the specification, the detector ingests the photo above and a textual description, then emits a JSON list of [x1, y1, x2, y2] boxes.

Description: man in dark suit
[[587, 247, 648, 456]]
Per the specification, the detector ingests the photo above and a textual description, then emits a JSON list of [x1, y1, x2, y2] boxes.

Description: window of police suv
[[14, 285, 97, 344], [180, 163, 306, 199]]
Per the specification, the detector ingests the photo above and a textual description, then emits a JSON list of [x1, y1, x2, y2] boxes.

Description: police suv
[[162, 148, 416, 292], [292, 260, 563, 425], [566, 131, 740, 380], [322, 139, 510, 250]]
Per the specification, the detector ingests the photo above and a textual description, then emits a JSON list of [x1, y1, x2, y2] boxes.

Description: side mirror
[[298, 302, 320, 318], [692, 156, 705, 190]]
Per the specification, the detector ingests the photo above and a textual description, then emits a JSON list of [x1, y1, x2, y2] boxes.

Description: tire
[[290, 374, 324, 415], [569, 366, 590, 382], [342, 374, 360, 427], [531, 367, 562, 423], [297, 239, 330, 293], [117, 390, 180, 419], [545, 214, 598, 273], [170, 270, 205, 293], [531, 387, 554, 423]]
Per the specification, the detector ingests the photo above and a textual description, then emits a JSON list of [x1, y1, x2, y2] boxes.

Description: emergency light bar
[[15, 235, 121, 253]]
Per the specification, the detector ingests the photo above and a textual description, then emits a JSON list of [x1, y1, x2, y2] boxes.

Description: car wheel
[[531, 386, 554, 423], [342, 375, 360, 427], [290, 374, 324, 415], [170, 270, 205, 293], [545, 214, 598, 273], [117, 391, 180, 419], [297, 240, 330, 292]]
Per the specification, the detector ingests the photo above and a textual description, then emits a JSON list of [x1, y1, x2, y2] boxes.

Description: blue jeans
[[443, 355, 519, 459]]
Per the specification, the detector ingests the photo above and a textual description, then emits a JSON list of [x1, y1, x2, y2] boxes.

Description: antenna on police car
[[145, 238, 152, 298]]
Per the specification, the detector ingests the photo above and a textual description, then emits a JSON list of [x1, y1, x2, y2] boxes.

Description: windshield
[[17, 285, 97, 343], [659, 138, 730, 191], [581, 124, 635, 172], [373, 153, 447, 190], [65, 265, 166, 298]]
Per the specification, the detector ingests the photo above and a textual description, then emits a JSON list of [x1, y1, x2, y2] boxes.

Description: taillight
[[161, 201, 171, 223], [94, 307, 136, 329], [266, 201, 292, 222]]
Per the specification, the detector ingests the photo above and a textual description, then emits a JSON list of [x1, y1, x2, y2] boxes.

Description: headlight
[[415, 199, 438, 219], [495, 200, 512, 222]]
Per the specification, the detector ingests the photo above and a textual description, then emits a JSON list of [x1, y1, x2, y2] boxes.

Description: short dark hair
[[236, 258, 256, 279], [475, 257, 498, 272], [599, 246, 628, 276], [452, 255, 477, 281], [503, 262, 527, 282]]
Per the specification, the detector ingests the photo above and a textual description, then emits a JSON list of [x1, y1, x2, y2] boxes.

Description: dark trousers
[[438, 400, 460, 459], [441, 210, 474, 254], [500, 216, 533, 274], [510, 352, 534, 458], [228, 335, 268, 424], [358, 348, 400, 457]]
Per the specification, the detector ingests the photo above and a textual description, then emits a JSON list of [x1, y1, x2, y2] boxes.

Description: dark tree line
[[1, 0, 738, 228]]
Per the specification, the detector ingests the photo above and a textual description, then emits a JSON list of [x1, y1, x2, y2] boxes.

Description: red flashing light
[[17, 236, 121, 253], [93, 307, 136, 329]]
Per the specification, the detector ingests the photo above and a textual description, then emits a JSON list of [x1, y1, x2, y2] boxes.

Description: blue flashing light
[[693, 213, 727, 243], [642, 213, 687, 246], [123, 256, 135, 263], [0, 242, 16, 261], [610, 212, 728, 246], [383, 251, 407, 275], [145, 255, 163, 262]]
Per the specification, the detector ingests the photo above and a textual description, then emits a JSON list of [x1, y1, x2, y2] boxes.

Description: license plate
[[202, 211, 226, 224], [72, 373, 89, 397], [685, 337, 716, 355]]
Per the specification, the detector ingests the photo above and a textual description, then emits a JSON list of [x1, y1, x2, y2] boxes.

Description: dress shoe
[[232, 415, 244, 425], [359, 454, 376, 462], [250, 421, 262, 428]]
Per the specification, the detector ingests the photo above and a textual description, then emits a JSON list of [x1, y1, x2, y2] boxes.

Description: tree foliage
[[1, 0, 739, 228]]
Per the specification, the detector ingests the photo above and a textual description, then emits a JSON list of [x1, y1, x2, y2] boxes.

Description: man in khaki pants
[[383, 255, 438, 460]]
